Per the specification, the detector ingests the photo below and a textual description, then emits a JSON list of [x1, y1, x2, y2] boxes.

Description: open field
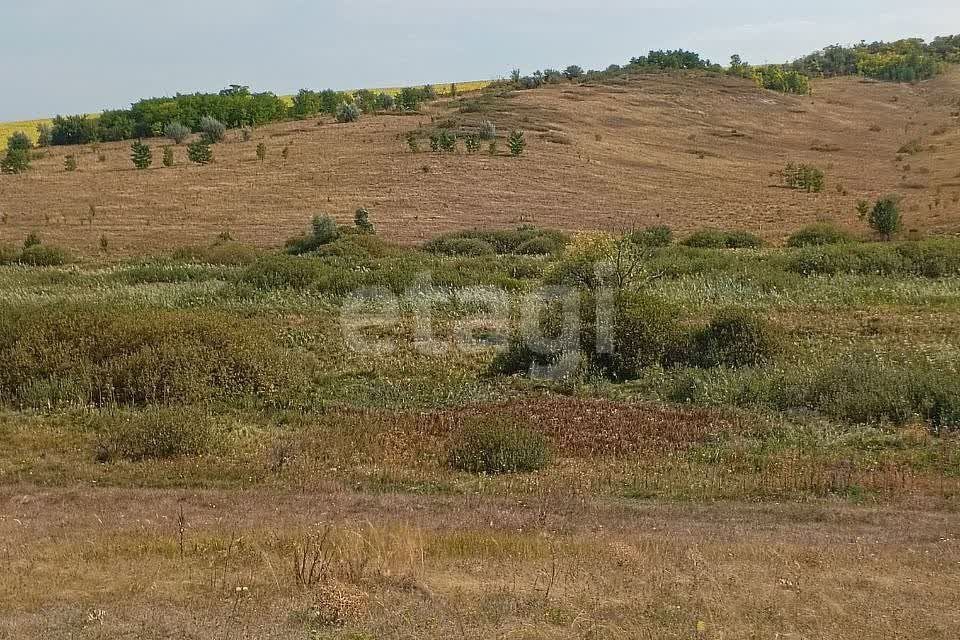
[[3, 64, 960, 638], [2, 487, 958, 639], [1, 71, 959, 256]]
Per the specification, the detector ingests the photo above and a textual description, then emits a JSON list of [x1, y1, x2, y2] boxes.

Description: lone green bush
[[628, 225, 673, 247], [199, 115, 226, 143], [335, 102, 361, 123], [782, 163, 825, 192], [285, 215, 341, 254], [354, 208, 374, 234], [6, 132, 31, 152], [0, 149, 30, 174], [18, 244, 68, 266], [682, 229, 764, 249], [478, 120, 496, 140], [508, 130, 526, 156], [187, 140, 213, 165], [165, 121, 191, 144], [864, 196, 902, 240], [689, 310, 781, 368], [131, 141, 152, 169]]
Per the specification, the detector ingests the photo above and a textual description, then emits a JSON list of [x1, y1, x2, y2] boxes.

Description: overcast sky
[[3, 0, 959, 120]]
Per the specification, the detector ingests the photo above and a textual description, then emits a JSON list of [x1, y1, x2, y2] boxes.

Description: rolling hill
[[1, 70, 958, 255]]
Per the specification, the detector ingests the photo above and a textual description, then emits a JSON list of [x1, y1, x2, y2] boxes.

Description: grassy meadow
[[1, 67, 959, 637], [2, 223, 960, 636]]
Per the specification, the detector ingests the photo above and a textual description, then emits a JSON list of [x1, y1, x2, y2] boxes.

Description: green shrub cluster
[[787, 238, 960, 277], [628, 225, 674, 247], [493, 292, 781, 381], [786, 223, 856, 247], [782, 163, 825, 192], [425, 227, 568, 256], [0, 236, 69, 266], [448, 418, 550, 474], [0, 306, 306, 408], [172, 240, 260, 266], [681, 229, 764, 249]]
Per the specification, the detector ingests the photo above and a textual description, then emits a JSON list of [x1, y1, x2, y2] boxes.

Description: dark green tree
[[508, 130, 526, 157], [187, 140, 213, 165], [131, 141, 153, 169], [864, 196, 902, 240]]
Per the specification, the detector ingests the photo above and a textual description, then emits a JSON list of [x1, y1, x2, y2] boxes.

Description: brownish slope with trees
[[1, 69, 959, 255]]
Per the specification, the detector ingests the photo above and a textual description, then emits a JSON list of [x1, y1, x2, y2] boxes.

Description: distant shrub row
[[43, 83, 441, 147]]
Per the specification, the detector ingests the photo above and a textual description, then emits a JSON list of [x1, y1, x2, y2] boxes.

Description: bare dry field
[[1, 486, 959, 639], [1, 71, 959, 256]]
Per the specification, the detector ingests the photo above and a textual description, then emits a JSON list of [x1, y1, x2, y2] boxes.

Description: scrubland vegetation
[[3, 30, 960, 640]]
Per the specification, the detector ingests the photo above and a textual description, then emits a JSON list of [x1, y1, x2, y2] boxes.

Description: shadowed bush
[[688, 309, 781, 368], [628, 225, 674, 247], [682, 229, 764, 249], [172, 240, 260, 266], [241, 254, 320, 289], [448, 418, 550, 474], [425, 227, 568, 256], [786, 223, 856, 248], [17, 244, 69, 266]]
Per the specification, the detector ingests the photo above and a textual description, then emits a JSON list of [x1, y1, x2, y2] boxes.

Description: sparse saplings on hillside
[[164, 121, 190, 145], [256, 143, 266, 163], [508, 130, 526, 157], [162, 146, 174, 167], [131, 141, 152, 169], [862, 196, 902, 240], [199, 116, 226, 143], [187, 139, 213, 165], [519, 75, 543, 90], [335, 102, 361, 123], [64, 155, 78, 172], [782, 163, 824, 192], [354, 208, 374, 234]]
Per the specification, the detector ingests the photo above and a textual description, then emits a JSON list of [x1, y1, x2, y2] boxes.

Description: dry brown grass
[[2, 71, 959, 256], [1, 486, 958, 638]]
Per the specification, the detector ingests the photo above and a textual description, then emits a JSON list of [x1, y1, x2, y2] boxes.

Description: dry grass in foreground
[[0, 486, 957, 639]]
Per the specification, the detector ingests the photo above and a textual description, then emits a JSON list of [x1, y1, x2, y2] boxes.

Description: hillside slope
[[1, 71, 959, 255]]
